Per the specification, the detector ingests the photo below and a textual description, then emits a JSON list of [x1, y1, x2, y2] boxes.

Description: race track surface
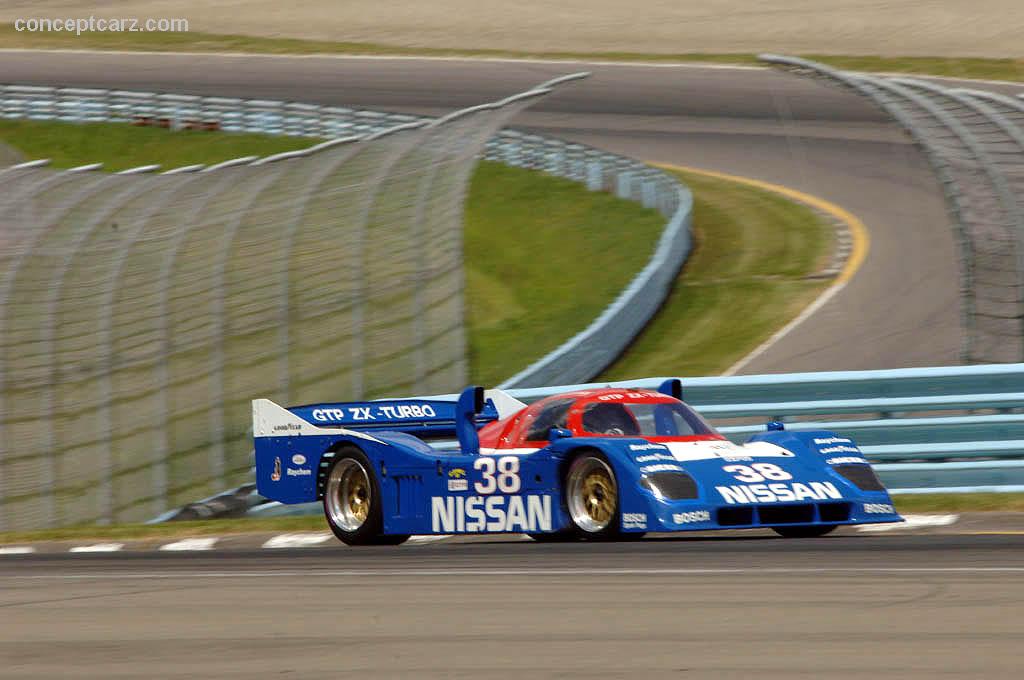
[[3, 534, 1022, 678], [1, 51, 968, 373]]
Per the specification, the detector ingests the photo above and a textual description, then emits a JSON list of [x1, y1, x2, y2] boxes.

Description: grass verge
[[1, 25, 1021, 82], [891, 493, 1024, 514], [600, 168, 832, 378], [465, 162, 664, 385], [0, 119, 313, 171]]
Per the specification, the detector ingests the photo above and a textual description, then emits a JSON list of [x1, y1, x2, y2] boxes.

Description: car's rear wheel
[[772, 524, 837, 538], [322, 447, 408, 546], [565, 452, 628, 540]]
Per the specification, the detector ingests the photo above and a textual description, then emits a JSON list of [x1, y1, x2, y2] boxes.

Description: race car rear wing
[[253, 387, 526, 452]]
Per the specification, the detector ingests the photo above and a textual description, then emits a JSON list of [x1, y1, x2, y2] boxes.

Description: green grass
[[0, 119, 313, 172], [464, 163, 664, 385], [600, 169, 832, 379], [891, 493, 1024, 514], [1, 24, 1022, 82]]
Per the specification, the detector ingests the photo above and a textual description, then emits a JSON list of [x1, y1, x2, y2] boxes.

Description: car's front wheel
[[565, 452, 635, 540], [772, 525, 837, 538], [322, 447, 409, 546]]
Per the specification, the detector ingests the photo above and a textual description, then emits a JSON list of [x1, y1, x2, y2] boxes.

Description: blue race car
[[253, 380, 902, 545]]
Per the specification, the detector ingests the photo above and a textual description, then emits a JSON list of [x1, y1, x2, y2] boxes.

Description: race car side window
[[524, 398, 574, 442], [582, 402, 641, 436]]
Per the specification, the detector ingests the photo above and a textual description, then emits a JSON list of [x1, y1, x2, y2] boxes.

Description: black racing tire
[[772, 524, 838, 538], [371, 533, 411, 546], [322, 446, 407, 546], [564, 451, 623, 541]]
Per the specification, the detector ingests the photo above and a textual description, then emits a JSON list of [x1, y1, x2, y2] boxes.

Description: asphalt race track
[[1, 50, 984, 372], [2, 534, 1022, 678]]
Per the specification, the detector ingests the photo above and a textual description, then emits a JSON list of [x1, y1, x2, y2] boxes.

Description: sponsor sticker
[[431, 495, 552, 533], [291, 454, 306, 466], [273, 423, 301, 432], [622, 512, 647, 529], [864, 503, 895, 514], [286, 468, 311, 477], [447, 479, 469, 492], [634, 453, 676, 463], [629, 443, 667, 452], [814, 437, 853, 445], [716, 481, 842, 504], [673, 510, 711, 524], [270, 457, 281, 482], [639, 463, 686, 474], [819, 445, 861, 455], [448, 468, 466, 478], [825, 456, 869, 465]]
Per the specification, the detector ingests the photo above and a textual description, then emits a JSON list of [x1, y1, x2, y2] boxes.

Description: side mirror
[[549, 427, 573, 441]]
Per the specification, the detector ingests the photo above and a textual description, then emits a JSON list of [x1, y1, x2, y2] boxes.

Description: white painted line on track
[[408, 535, 452, 544], [262, 533, 333, 549], [68, 543, 124, 553], [6, 566, 1024, 580], [0, 546, 36, 555], [858, 514, 960, 533], [159, 537, 219, 551]]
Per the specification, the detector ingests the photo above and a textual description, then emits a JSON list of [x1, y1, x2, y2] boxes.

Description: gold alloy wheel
[[567, 455, 618, 533], [325, 458, 372, 532]]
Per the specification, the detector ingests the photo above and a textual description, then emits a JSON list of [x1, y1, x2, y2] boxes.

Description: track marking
[[858, 514, 959, 533], [651, 163, 870, 376], [408, 535, 452, 544], [6, 566, 1024, 581], [68, 543, 124, 553], [0, 546, 35, 555], [159, 537, 219, 552], [261, 533, 333, 549]]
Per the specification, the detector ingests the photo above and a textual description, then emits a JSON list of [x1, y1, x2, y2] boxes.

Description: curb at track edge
[[650, 163, 870, 376]]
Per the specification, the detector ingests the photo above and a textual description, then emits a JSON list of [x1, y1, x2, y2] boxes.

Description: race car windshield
[[581, 401, 717, 437]]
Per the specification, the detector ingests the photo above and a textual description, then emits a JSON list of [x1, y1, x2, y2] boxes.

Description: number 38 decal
[[473, 456, 521, 494], [722, 463, 792, 483]]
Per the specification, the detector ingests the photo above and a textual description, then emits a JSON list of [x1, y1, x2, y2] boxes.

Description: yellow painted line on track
[[652, 163, 870, 285], [651, 163, 871, 375]]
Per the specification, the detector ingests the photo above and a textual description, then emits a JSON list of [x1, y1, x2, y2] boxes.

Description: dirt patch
[[1, 1, 1020, 58]]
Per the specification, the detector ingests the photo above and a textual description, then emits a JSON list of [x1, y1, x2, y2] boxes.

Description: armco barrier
[[0, 80, 691, 391]]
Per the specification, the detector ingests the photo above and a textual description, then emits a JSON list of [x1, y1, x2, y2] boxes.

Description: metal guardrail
[[0, 81, 692, 391]]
